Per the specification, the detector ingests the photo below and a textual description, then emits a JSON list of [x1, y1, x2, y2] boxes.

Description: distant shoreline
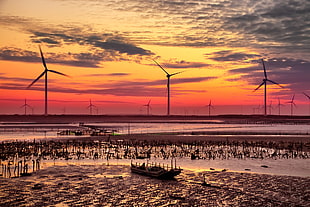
[[0, 114, 310, 124]]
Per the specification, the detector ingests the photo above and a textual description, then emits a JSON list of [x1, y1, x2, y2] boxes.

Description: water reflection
[[1, 122, 309, 142]]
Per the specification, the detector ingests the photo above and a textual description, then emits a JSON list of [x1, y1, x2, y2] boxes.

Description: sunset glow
[[0, 0, 309, 115]]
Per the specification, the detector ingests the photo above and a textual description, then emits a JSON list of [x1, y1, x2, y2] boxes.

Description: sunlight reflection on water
[[1, 122, 309, 142]]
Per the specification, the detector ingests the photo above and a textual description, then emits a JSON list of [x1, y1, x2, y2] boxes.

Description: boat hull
[[131, 164, 182, 179]]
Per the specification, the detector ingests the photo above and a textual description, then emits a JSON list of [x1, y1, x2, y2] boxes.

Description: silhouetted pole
[[209, 106, 211, 116], [167, 76, 170, 116], [264, 82, 267, 116], [290, 103, 293, 116], [45, 69, 48, 116]]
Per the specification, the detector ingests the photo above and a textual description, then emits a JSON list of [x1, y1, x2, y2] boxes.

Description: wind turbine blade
[[253, 81, 265, 91], [27, 71, 46, 88], [303, 92, 310, 99], [170, 70, 185, 76], [39, 46, 48, 69], [262, 59, 267, 79], [148, 99, 151, 105], [267, 79, 283, 88], [48, 69, 70, 77], [153, 60, 169, 75], [292, 94, 295, 101]]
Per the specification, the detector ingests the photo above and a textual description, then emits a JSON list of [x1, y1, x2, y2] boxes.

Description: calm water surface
[[0, 122, 309, 141]]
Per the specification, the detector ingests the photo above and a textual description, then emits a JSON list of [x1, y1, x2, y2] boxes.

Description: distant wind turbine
[[277, 97, 284, 116], [287, 94, 296, 116], [268, 100, 273, 115], [253, 59, 283, 116], [206, 100, 214, 116], [87, 99, 96, 115], [303, 92, 310, 115], [20, 99, 32, 115], [143, 99, 152, 116], [27, 46, 69, 116], [153, 60, 184, 116]]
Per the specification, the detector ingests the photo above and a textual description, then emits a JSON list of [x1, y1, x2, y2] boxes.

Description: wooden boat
[[131, 160, 182, 179]]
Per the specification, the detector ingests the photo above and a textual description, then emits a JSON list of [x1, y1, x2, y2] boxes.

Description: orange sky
[[0, 0, 309, 115]]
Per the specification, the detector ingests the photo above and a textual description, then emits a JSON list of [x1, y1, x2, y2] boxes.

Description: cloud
[[30, 30, 154, 56], [2, 0, 309, 57], [0, 47, 104, 68], [28, 28, 154, 56], [224, 0, 309, 52], [162, 60, 209, 69], [206, 50, 261, 62], [107, 73, 131, 76], [0, 15, 154, 63], [228, 57, 310, 94], [0, 72, 212, 97]]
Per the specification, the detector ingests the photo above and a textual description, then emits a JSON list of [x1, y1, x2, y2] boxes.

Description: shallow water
[[1, 122, 309, 142], [1, 122, 309, 177]]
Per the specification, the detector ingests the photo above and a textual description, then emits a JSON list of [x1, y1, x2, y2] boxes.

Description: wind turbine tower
[[27, 46, 69, 116], [87, 99, 96, 115], [143, 99, 152, 116], [287, 94, 296, 116], [206, 100, 214, 116], [303, 92, 310, 115], [277, 97, 284, 116], [153, 60, 184, 116], [253, 59, 283, 116], [20, 99, 32, 115]]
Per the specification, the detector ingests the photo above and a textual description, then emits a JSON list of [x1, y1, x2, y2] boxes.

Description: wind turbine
[[20, 99, 32, 115], [253, 59, 283, 116], [277, 97, 284, 116], [27, 46, 69, 116], [153, 60, 184, 116], [206, 100, 214, 116], [143, 99, 152, 116], [303, 92, 310, 115], [287, 94, 296, 116], [87, 99, 96, 115], [268, 100, 274, 115]]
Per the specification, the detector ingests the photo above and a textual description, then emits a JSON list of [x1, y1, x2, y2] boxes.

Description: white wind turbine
[[153, 60, 184, 116], [27, 46, 69, 116], [253, 59, 283, 116]]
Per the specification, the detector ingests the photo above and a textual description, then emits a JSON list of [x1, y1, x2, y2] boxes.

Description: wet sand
[[0, 164, 309, 206], [1, 115, 310, 206]]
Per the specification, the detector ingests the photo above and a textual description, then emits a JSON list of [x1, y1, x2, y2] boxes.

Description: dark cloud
[[2, 0, 309, 54], [206, 50, 261, 62], [0, 15, 154, 63], [29, 30, 154, 56], [90, 38, 153, 56], [107, 73, 131, 76], [0, 47, 39, 63], [163, 60, 209, 69], [228, 57, 310, 93], [224, 0, 310, 52], [0, 47, 106, 68], [0, 73, 212, 97]]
